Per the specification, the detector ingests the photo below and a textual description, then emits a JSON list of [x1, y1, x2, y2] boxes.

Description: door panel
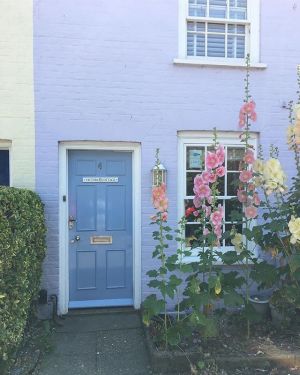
[[68, 150, 133, 308]]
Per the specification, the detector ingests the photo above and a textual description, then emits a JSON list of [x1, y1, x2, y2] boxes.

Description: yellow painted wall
[[0, 0, 35, 190]]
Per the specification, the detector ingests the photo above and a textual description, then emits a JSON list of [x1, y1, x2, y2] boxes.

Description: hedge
[[0, 187, 46, 366]]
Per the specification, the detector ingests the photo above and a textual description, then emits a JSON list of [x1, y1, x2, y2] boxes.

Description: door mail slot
[[90, 236, 112, 245]]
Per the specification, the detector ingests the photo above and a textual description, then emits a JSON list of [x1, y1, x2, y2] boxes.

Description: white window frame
[[175, 0, 266, 69], [0, 140, 12, 186], [178, 131, 258, 263]]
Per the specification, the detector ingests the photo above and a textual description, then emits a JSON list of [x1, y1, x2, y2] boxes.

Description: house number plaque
[[82, 177, 118, 183]]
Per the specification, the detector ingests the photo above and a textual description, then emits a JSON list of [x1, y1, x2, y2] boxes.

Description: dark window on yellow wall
[[0, 150, 9, 186]]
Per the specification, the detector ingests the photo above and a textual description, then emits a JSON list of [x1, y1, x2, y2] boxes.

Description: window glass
[[0, 150, 9, 186]]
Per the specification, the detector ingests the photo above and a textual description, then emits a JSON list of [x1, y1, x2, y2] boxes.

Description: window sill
[[173, 58, 267, 69]]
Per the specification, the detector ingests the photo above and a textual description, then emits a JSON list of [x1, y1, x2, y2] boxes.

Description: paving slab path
[[34, 309, 155, 375]]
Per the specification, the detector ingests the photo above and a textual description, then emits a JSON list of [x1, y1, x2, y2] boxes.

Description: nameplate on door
[[82, 177, 118, 183], [90, 236, 112, 245]]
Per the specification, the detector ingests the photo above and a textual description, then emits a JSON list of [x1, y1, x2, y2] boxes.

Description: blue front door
[[68, 150, 133, 308]]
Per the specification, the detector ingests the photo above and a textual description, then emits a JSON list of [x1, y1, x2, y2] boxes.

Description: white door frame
[[58, 141, 142, 315]]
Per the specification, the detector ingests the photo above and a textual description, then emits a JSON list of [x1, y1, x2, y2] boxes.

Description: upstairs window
[[176, 0, 263, 67], [0, 149, 10, 186]]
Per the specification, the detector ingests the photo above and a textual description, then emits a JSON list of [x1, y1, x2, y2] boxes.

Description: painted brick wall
[[33, 0, 300, 305], [0, 0, 35, 189]]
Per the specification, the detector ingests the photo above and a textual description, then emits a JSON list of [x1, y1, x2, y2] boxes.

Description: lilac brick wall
[[33, 0, 300, 302]]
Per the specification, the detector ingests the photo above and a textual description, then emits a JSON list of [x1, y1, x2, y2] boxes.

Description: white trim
[[176, 0, 265, 67], [0, 140, 12, 186], [173, 58, 266, 69], [177, 131, 258, 263], [58, 141, 141, 315]]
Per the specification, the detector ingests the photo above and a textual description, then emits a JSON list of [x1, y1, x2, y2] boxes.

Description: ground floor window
[[0, 149, 10, 186], [178, 132, 257, 257]]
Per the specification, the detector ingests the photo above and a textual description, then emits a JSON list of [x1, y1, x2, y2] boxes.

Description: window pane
[[227, 172, 239, 196], [207, 34, 225, 57], [185, 199, 200, 222], [186, 146, 205, 170], [225, 223, 243, 246], [186, 172, 199, 196], [196, 34, 205, 56], [228, 24, 245, 34], [189, 0, 207, 17], [217, 176, 225, 196], [185, 224, 201, 247], [0, 150, 9, 186], [227, 35, 245, 58], [209, 0, 227, 18], [227, 147, 244, 170], [225, 199, 242, 222], [207, 23, 225, 33], [229, 0, 247, 19]]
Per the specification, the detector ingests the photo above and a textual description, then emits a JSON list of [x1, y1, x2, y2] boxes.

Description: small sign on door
[[83, 177, 119, 183]]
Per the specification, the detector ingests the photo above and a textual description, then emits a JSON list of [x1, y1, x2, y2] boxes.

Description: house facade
[[0, 0, 35, 189], [32, 0, 300, 314]]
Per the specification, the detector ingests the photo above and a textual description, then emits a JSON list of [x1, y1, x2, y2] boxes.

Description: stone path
[[34, 309, 153, 375]]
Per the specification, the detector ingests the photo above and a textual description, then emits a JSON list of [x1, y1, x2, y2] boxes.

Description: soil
[[148, 312, 300, 374]]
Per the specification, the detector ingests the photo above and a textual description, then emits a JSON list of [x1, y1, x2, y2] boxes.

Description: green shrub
[[0, 187, 46, 367]]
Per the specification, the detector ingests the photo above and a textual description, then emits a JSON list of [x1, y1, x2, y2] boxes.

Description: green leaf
[[146, 270, 158, 278], [165, 234, 173, 240], [289, 254, 300, 273], [166, 326, 181, 346], [142, 294, 165, 316], [224, 291, 244, 307]]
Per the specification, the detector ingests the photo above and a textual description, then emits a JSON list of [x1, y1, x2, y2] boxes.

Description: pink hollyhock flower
[[206, 152, 219, 170], [243, 101, 256, 114], [253, 192, 261, 206], [237, 189, 248, 203], [245, 206, 258, 219], [216, 145, 225, 165], [194, 184, 211, 199], [214, 225, 222, 240], [203, 228, 210, 236], [250, 112, 257, 122], [216, 166, 226, 177], [193, 196, 201, 208], [194, 174, 203, 187], [248, 183, 255, 191], [207, 195, 213, 205], [193, 210, 199, 217], [210, 206, 223, 226], [239, 170, 253, 183], [244, 149, 255, 165], [208, 172, 217, 183], [239, 116, 246, 128], [202, 205, 211, 218], [161, 212, 168, 222], [157, 198, 168, 212], [201, 171, 211, 184]]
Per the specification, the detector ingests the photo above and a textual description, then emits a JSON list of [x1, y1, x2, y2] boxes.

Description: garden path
[[34, 308, 156, 375]]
